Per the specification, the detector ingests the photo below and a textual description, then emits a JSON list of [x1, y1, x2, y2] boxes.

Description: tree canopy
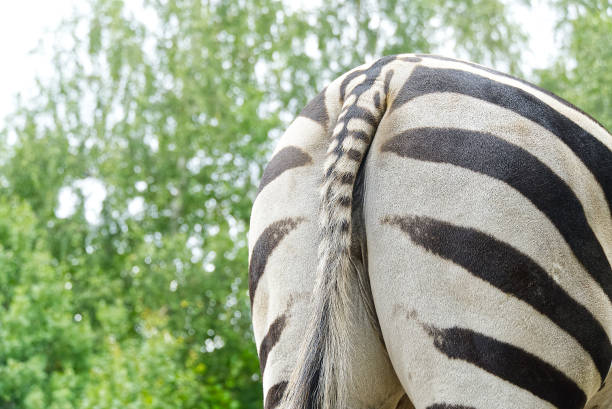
[[536, 0, 611, 129], [0, 0, 609, 407]]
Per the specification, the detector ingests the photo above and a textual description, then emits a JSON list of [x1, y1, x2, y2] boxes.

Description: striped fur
[[248, 54, 612, 409], [283, 55, 398, 409]]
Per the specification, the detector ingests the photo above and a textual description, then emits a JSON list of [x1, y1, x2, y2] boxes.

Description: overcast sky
[[0, 0, 559, 129]]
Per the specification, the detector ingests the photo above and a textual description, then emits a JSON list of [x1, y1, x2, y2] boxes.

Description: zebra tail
[[283, 61, 393, 409]]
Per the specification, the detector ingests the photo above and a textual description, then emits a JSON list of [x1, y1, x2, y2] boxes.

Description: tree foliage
[[0, 0, 607, 407], [536, 0, 612, 129]]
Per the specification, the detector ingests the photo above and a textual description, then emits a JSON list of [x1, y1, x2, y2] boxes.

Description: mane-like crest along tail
[[283, 56, 402, 409]]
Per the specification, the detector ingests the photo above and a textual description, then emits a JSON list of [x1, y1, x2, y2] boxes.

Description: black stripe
[[384, 69, 393, 96], [423, 325, 586, 409], [352, 130, 371, 142], [257, 146, 312, 196], [382, 127, 612, 307], [339, 172, 354, 184], [338, 195, 351, 207], [347, 149, 362, 161], [390, 66, 612, 208], [426, 404, 476, 409], [384, 215, 611, 382], [299, 88, 329, 129], [340, 70, 367, 103], [348, 105, 378, 126], [414, 54, 609, 131], [339, 55, 397, 102], [339, 219, 350, 232], [258, 314, 287, 375], [398, 55, 422, 63], [332, 140, 345, 157], [264, 381, 288, 409], [249, 218, 304, 306], [374, 91, 382, 110]]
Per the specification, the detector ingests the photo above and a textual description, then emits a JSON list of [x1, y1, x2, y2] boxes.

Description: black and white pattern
[[248, 54, 612, 409]]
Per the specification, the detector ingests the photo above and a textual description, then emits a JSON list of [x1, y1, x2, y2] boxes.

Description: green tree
[[0, 199, 95, 409], [536, 0, 612, 129], [0, 0, 533, 407]]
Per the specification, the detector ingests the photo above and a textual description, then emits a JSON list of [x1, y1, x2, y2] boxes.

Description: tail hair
[[283, 56, 396, 409]]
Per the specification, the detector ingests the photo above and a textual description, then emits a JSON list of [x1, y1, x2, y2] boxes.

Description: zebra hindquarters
[[363, 90, 612, 409], [249, 94, 406, 408]]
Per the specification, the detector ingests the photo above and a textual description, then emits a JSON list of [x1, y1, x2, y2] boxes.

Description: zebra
[[248, 54, 612, 409]]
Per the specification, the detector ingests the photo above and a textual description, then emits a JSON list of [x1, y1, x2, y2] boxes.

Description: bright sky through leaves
[[1, 0, 557, 130]]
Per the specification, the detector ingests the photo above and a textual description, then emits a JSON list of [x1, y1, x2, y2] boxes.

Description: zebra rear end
[[249, 54, 612, 409]]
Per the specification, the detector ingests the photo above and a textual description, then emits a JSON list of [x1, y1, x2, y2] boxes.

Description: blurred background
[[0, 0, 609, 408]]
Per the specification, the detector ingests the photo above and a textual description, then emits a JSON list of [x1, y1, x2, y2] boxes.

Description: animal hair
[[283, 59, 393, 409]]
